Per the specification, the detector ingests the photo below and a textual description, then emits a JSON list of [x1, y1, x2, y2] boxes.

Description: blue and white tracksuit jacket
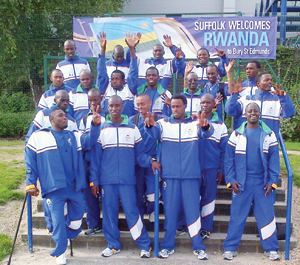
[[97, 54, 138, 117], [26, 104, 77, 144], [225, 89, 296, 135], [90, 115, 152, 251], [223, 121, 280, 252], [37, 84, 73, 115], [136, 83, 172, 116], [70, 84, 100, 126], [181, 87, 202, 115], [56, 55, 90, 89], [199, 111, 228, 232], [145, 114, 214, 251], [105, 56, 130, 82]]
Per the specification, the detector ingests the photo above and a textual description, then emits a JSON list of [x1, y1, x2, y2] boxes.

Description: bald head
[[113, 45, 124, 64], [136, 94, 152, 116], [88, 87, 101, 97], [88, 88, 101, 111], [201, 93, 215, 102], [54, 90, 69, 111], [108, 95, 123, 105], [50, 69, 64, 88], [64, 40, 75, 48], [63, 40, 76, 59], [200, 93, 215, 114], [80, 70, 93, 90]]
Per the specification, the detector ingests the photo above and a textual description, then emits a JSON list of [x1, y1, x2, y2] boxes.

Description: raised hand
[[215, 47, 226, 57], [144, 112, 156, 127], [264, 184, 272, 196], [185, 61, 194, 76], [231, 182, 241, 194], [225, 59, 235, 74], [26, 187, 40, 197], [97, 31, 107, 49], [175, 47, 184, 59], [134, 32, 142, 47], [163, 34, 173, 48], [125, 32, 140, 48], [274, 83, 285, 96], [161, 93, 171, 106], [92, 105, 101, 126], [197, 111, 209, 128], [232, 77, 244, 94], [215, 94, 223, 107]]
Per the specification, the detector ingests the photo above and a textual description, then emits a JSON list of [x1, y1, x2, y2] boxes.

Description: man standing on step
[[144, 94, 213, 260], [25, 108, 101, 265], [223, 102, 280, 261], [89, 95, 160, 258]]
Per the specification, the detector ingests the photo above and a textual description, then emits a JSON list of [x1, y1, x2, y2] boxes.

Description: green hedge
[[0, 112, 34, 138]]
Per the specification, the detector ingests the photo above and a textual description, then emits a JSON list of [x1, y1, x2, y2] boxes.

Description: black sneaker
[[84, 227, 102, 235], [200, 229, 210, 239]]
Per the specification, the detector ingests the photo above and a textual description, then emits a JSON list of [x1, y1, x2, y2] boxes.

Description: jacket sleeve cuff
[[26, 184, 36, 191]]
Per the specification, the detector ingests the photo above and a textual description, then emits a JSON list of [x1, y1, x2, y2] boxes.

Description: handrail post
[[278, 131, 293, 260], [27, 194, 33, 253], [154, 142, 161, 257]]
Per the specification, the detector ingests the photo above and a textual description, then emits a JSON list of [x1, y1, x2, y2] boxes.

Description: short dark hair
[[146, 66, 159, 76], [256, 72, 269, 84], [111, 69, 125, 80], [171, 94, 187, 105], [248, 60, 261, 69], [207, 64, 218, 72], [197, 47, 210, 56], [245, 102, 260, 112]]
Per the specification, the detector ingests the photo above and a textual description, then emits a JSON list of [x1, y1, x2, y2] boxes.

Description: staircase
[[21, 177, 297, 253]]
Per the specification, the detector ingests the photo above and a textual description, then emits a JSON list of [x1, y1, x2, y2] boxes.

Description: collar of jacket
[[64, 54, 79, 60], [196, 61, 212, 68], [106, 114, 128, 125], [183, 87, 201, 95], [137, 82, 165, 95], [170, 112, 191, 119], [76, 84, 98, 93], [237, 120, 272, 135], [50, 104, 70, 113], [199, 110, 219, 122]]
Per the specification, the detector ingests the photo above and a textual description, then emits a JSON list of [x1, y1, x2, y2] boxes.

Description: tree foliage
[[0, 0, 127, 105]]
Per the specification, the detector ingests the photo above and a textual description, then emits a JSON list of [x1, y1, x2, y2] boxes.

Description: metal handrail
[[154, 142, 161, 258]]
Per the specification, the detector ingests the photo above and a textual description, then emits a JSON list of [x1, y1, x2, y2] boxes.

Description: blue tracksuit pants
[[200, 169, 218, 233], [45, 188, 85, 257], [161, 178, 206, 251], [101, 184, 152, 251], [135, 165, 155, 219], [43, 198, 53, 233], [223, 177, 279, 252]]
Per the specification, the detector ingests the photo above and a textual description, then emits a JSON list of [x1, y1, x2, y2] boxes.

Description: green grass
[[280, 155, 300, 187], [0, 149, 24, 155], [0, 160, 25, 205], [281, 141, 300, 152], [0, 140, 24, 147], [0, 234, 12, 261]]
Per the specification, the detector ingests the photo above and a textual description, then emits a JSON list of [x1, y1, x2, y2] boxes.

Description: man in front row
[[144, 94, 214, 260], [223, 102, 280, 261], [25, 108, 101, 265], [90, 95, 160, 258]]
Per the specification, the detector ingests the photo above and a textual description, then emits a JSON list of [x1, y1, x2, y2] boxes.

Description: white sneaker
[[223, 251, 237, 260], [159, 249, 175, 258], [149, 212, 155, 222], [101, 247, 120, 257], [196, 250, 209, 260], [140, 249, 151, 258], [56, 252, 66, 264], [264, 251, 281, 261]]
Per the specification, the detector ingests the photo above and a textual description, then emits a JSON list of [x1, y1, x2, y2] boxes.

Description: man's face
[[56, 94, 69, 111], [257, 74, 272, 92], [111, 73, 124, 89], [153, 45, 164, 60], [246, 63, 260, 79], [245, 103, 260, 124], [197, 49, 209, 65], [88, 95, 101, 110], [171, 99, 186, 120], [108, 97, 123, 119], [200, 96, 214, 113], [146, 69, 159, 86], [113, 49, 124, 64], [51, 110, 68, 130], [187, 73, 198, 91], [207, 66, 218, 83], [50, 71, 64, 88], [80, 73, 93, 89], [63, 44, 76, 59], [136, 96, 151, 116]]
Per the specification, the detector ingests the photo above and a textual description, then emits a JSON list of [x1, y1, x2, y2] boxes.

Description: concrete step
[[32, 212, 290, 235], [216, 185, 286, 202], [21, 230, 296, 253]]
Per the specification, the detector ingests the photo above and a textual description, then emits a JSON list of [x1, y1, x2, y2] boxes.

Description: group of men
[[25, 32, 295, 264]]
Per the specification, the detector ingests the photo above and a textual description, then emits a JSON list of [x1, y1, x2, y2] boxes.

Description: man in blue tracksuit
[[199, 93, 228, 239], [70, 70, 99, 126], [89, 95, 160, 258], [78, 88, 106, 236], [25, 108, 101, 264], [96, 32, 139, 117], [222, 102, 280, 261], [56, 40, 91, 89], [136, 67, 172, 116], [129, 94, 162, 223], [37, 69, 73, 115], [144, 94, 214, 260], [225, 72, 295, 137]]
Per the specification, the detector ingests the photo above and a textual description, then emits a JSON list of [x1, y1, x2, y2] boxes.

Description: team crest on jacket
[[46, 198, 51, 207], [188, 128, 192, 136], [102, 189, 104, 197], [68, 138, 72, 146], [163, 181, 167, 190], [126, 134, 130, 142]]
